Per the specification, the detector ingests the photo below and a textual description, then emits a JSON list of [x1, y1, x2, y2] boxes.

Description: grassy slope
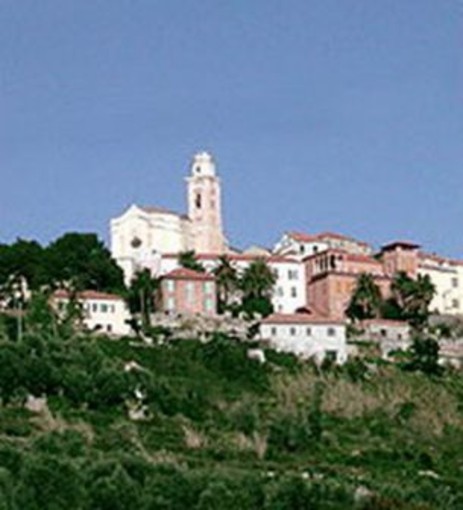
[[1, 334, 463, 509]]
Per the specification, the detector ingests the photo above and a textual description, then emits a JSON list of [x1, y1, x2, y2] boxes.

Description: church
[[110, 152, 228, 283]]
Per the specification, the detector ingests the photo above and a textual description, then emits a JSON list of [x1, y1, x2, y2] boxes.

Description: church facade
[[110, 152, 227, 283]]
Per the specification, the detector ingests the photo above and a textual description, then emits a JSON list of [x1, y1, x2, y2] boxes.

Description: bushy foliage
[[1, 330, 463, 508], [0, 233, 124, 294]]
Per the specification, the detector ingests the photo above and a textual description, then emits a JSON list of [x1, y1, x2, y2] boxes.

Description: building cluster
[[102, 152, 463, 363]]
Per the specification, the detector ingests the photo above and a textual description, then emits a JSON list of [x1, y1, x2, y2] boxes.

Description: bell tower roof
[[191, 151, 216, 177]]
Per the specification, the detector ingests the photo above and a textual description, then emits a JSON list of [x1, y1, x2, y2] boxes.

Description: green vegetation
[[347, 271, 435, 329], [213, 255, 239, 313], [126, 269, 159, 329], [0, 234, 124, 295], [178, 251, 206, 273], [346, 274, 383, 321], [1, 314, 463, 509]]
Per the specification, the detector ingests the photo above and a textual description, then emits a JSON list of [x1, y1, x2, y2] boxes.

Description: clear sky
[[1, 0, 462, 256]]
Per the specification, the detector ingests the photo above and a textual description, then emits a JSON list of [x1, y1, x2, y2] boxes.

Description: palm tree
[[238, 259, 277, 318], [391, 272, 435, 329], [346, 273, 383, 321], [213, 255, 239, 313], [178, 251, 205, 273], [127, 269, 159, 328]]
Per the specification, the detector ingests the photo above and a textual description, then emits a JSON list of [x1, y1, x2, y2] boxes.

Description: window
[[204, 298, 214, 312], [452, 277, 459, 288], [204, 281, 214, 294], [167, 297, 175, 311], [306, 327, 312, 336], [185, 282, 195, 303], [101, 303, 108, 313], [92, 303, 98, 312], [277, 287, 284, 297], [195, 193, 202, 209], [327, 327, 336, 337], [166, 280, 175, 292], [290, 327, 296, 336], [107, 324, 112, 332], [271, 327, 277, 336], [291, 287, 297, 298], [452, 299, 460, 309], [288, 269, 298, 280], [325, 350, 337, 362], [380, 328, 387, 338]]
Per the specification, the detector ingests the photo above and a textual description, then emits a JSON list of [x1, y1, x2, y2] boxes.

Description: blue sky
[[1, 0, 462, 256]]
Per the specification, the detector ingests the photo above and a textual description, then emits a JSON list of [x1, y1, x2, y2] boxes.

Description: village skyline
[[1, 1, 462, 256]]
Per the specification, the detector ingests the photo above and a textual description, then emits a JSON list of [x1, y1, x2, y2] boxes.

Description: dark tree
[[406, 337, 442, 376], [126, 269, 158, 328], [391, 272, 435, 329], [45, 233, 125, 293], [240, 259, 277, 318], [346, 273, 383, 321], [213, 255, 239, 312], [178, 250, 205, 273]]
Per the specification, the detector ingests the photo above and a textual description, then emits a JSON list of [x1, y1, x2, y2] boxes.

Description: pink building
[[380, 241, 420, 277], [304, 249, 391, 319], [158, 268, 217, 316]]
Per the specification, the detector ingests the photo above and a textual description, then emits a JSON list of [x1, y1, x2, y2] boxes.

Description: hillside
[[1, 331, 463, 509]]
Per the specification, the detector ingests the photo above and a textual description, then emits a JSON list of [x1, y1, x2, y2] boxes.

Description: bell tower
[[186, 151, 226, 254]]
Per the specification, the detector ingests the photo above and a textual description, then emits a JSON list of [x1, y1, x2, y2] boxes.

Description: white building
[[53, 290, 132, 336], [273, 231, 373, 260], [110, 152, 227, 284], [260, 312, 347, 363], [355, 319, 411, 358], [418, 253, 463, 315]]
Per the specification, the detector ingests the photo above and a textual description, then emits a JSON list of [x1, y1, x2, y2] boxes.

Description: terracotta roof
[[316, 231, 370, 247], [303, 249, 380, 265], [287, 232, 320, 243], [419, 252, 463, 267], [343, 252, 381, 264], [287, 231, 371, 248], [53, 290, 124, 301], [162, 253, 299, 264], [381, 241, 420, 251], [163, 268, 214, 281], [262, 313, 345, 325]]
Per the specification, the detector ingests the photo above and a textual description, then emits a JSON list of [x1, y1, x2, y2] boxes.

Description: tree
[[346, 273, 383, 321], [406, 337, 442, 376], [240, 259, 276, 301], [240, 259, 276, 318], [126, 269, 158, 328], [0, 239, 46, 290], [391, 272, 435, 329], [45, 233, 125, 293], [213, 255, 239, 313], [178, 250, 205, 273], [14, 454, 84, 510], [266, 476, 315, 510], [25, 291, 58, 339], [87, 463, 141, 510]]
